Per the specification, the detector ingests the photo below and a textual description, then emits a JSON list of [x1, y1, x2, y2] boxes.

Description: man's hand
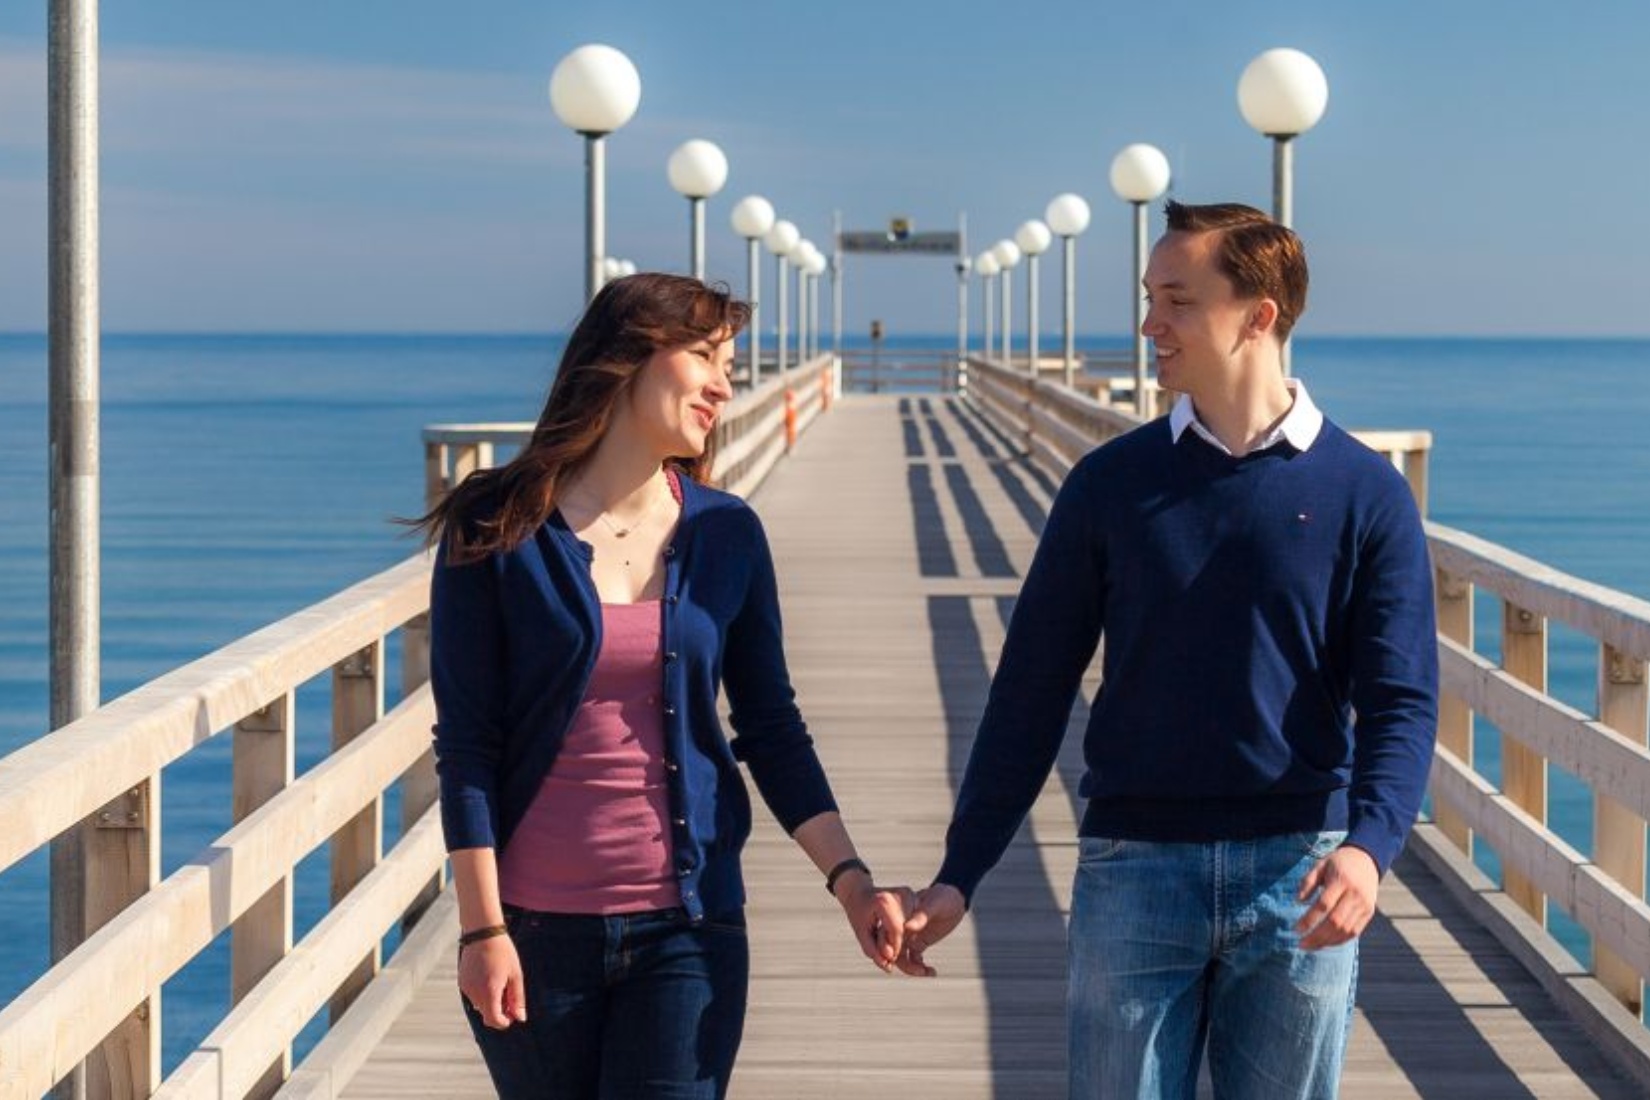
[[458, 934, 527, 1030], [834, 871, 915, 971], [1295, 845, 1379, 950], [896, 883, 968, 977]]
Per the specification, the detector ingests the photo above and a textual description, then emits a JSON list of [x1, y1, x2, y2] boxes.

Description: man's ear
[[1247, 298, 1280, 340]]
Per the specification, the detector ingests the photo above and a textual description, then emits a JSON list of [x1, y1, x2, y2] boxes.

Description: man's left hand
[[1295, 845, 1379, 950]]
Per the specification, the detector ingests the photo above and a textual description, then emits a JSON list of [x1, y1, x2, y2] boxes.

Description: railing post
[[400, 614, 442, 929], [82, 777, 160, 1100], [423, 440, 448, 511], [232, 692, 296, 1098], [1403, 446, 1430, 517], [1595, 643, 1648, 1018], [1502, 602, 1548, 923], [1434, 570, 1474, 855], [329, 642, 385, 1022]]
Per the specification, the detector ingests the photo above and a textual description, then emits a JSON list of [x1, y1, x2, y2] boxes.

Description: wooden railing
[[0, 356, 834, 1100], [967, 354, 1650, 1035]]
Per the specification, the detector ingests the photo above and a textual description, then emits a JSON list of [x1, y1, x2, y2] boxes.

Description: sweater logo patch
[[1296, 512, 1311, 523]]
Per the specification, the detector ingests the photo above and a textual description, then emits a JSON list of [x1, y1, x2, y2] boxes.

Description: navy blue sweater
[[937, 419, 1438, 903], [429, 475, 837, 922]]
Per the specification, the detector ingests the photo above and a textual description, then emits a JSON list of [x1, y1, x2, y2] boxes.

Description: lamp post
[[765, 219, 799, 376], [791, 239, 814, 364], [976, 252, 999, 360], [992, 239, 1021, 365], [667, 139, 728, 280], [1110, 143, 1172, 416], [1045, 193, 1091, 387], [1239, 48, 1325, 375], [805, 250, 827, 359], [730, 195, 775, 385], [1238, 47, 1328, 230], [550, 44, 642, 303], [1015, 220, 1051, 379]]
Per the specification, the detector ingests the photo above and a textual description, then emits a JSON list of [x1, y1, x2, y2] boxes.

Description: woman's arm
[[450, 847, 526, 1030], [791, 811, 911, 971]]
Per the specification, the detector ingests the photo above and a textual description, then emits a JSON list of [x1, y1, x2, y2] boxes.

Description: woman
[[418, 273, 904, 1099]]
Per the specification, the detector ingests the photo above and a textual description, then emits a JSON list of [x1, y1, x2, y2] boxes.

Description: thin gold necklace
[[581, 480, 665, 540]]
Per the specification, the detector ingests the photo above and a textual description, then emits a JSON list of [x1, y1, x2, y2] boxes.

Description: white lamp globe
[[1045, 193, 1091, 237], [1238, 48, 1328, 137], [549, 44, 642, 135], [976, 252, 1000, 278], [618, 260, 638, 277], [1110, 144, 1172, 203], [667, 139, 729, 199], [791, 238, 815, 264], [764, 219, 800, 256], [805, 252, 827, 277], [993, 239, 1022, 269], [602, 257, 624, 280], [730, 195, 775, 239], [1014, 219, 1052, 256]]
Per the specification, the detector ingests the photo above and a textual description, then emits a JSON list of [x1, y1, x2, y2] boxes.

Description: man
[[902, 201, 1438, 1099]]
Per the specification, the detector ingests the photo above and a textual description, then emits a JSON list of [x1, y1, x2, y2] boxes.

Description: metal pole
[[1273, 134, 1295, 376], [746, 237, 761, 386], [584, 133, 606, 303], [49, 3, 100, 1097], [1132, 200, 1150, 416], [983, 273, 994, 361], [1272, 134, 1294, 229], [775, 256, 789, 377], [999, 268, 1012, 365], [1026, 254, 1040, 378], [689, 196, 705, 281], [1061, 235, 1076, 387], [955, 213, 969, 391], [795, 262, 808, 363], [831, 211, 843, 359], [810, 272, 820, 359]]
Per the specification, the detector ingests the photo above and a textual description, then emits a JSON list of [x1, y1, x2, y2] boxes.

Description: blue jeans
[[1068, 832, 1357, 1100], [464, 906, 749, 1099]]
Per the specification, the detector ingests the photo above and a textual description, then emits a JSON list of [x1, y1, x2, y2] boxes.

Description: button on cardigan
[[430, 474, 838, 923]]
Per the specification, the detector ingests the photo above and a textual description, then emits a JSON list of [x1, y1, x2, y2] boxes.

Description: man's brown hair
[[1163, 200, 1308, 342]]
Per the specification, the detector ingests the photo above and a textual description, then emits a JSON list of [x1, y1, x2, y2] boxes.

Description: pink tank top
[[496, 600, 682, 913]]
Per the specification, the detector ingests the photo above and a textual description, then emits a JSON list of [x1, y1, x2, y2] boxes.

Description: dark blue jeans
[[464, 906, 749, 1099]]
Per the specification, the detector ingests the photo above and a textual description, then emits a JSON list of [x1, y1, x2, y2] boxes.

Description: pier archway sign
[[833, 215, 970, 383]]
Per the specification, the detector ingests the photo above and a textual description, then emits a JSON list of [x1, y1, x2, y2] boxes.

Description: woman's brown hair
[[413, 272, 750, 562]]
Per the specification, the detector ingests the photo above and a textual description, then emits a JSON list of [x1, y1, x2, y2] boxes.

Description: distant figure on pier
[[902, 202, 1439, 1098], [415, 273, 907, 1098]]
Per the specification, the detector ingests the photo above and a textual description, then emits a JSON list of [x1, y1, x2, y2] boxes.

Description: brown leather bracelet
[[825, 857, 871, 896], [458, 924, 508, 951]]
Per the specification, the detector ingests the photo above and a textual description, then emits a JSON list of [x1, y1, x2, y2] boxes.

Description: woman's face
[[627, 333, 736, 459]]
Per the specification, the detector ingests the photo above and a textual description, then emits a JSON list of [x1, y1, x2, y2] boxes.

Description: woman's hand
[[458, 933, 528, 1029], [834, 870, 916, 971]]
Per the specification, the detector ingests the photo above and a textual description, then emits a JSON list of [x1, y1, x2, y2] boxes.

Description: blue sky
[[2, 1, 1648, 336]]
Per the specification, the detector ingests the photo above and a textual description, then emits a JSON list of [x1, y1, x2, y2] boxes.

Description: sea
[[2, 332, 1648, 1068]]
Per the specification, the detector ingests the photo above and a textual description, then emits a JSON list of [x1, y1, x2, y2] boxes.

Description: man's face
[[1141, 230, 1260, 396]]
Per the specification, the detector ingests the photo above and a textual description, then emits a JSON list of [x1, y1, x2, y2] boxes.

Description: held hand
[[1295, 845, 1380, 951], [458, 934, 527, 1029], [897, 883, 967, 977], [835, 872, 914, 971]]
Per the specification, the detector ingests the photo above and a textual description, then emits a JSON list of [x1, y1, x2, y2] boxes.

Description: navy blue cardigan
[[429, 474, 837, 922]]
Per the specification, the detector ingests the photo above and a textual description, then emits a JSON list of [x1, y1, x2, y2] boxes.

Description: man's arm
[[1298, 484, 1438, 948], [933, 458, 1109, 904]]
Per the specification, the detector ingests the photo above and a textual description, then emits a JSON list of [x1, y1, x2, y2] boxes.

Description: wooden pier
[[4, 355, 1650, 1098]]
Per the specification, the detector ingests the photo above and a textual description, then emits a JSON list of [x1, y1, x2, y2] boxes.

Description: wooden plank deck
[[341, 394, 1639, 1099]]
